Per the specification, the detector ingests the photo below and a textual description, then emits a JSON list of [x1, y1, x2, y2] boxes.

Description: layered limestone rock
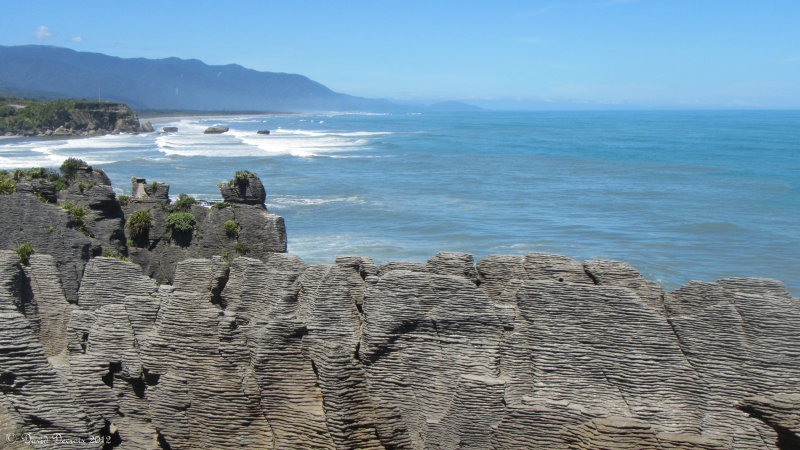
[[0, 192, 94, 303], [0, 246, 797, 449], [1, 171, 798, 449], [123, 173, 286, 283], [1, 167, 287, 295]]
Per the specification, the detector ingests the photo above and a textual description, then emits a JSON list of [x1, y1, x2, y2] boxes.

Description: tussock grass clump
[[14, 242, 34, 266], [102, 249, 130, 262], [60, 202, 90, 235], [126, 209, 152, 238], [231, 170, 254, 187]]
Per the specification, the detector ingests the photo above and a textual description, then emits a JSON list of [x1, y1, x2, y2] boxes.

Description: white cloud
[[35, 25, 53, 40], [70, 36, 84, 43]]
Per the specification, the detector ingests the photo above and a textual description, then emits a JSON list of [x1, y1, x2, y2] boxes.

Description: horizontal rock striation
[[1, 171, 798, 449]]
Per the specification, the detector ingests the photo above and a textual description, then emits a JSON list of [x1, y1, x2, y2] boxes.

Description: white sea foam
[[0, 133, 152, 168], [268, 195, 368, 207], [225, 127, 389, 158], [0, 116, 394, 169]]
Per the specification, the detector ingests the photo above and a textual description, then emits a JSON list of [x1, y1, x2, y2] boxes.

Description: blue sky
[[1, 0, 799, 109]]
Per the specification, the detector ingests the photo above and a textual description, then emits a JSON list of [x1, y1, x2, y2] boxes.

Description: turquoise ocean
[[1, 110, 798, 294]]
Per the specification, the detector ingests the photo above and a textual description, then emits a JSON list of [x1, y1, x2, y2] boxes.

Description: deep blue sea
[[1, 110, 798, 294]]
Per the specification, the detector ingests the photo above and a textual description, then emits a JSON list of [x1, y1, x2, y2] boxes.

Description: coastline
[[1, 110, 797, 295]]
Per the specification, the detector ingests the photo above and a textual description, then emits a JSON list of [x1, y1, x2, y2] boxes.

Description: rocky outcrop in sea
[[0, 163, 797, 449]]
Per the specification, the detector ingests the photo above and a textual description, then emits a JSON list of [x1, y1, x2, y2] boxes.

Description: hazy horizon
[[2, 1, 799, 110]]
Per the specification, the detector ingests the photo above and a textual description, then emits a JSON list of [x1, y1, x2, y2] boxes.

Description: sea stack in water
[[162, 126, 178, 133], [257, 129, 270, 135], [217, 170, 267, 206], [204, 126, 229, 134]]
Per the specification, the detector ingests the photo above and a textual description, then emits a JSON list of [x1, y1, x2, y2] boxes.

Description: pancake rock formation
[[0, 167, 798, 449]]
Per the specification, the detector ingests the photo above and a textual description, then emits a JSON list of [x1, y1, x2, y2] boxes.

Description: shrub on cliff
[[60, 158, 86, 180], [223, 220, 240, 236], [13, 167, 59, 181], [166, 212, 196, 233], [60, 202, 90, 236], [102, 249, 130, 262], [172, 193, 197, 212], [126, 209, 152, 238], [231, 170, 254, 187], [0, 171, 15, 194], [14, 242, 34, 266], [8, 166, 68, 191]]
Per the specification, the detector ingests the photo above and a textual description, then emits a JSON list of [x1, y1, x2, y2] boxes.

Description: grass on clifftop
[[231, 170, 254, 187]]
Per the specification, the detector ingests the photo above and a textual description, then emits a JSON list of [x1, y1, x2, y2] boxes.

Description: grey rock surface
[[1, 173, 798, 449], [217, 172, 267, 205], [204, 126, 229, 134], [0, 192, 93, 303]]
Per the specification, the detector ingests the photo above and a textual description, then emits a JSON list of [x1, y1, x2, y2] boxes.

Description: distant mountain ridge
[[0, 45, 399, 112]]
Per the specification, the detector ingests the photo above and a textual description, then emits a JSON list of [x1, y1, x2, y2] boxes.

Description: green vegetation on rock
[[60, 157, 85, 180], [172, 193, 197, 211], [117, 194, 130, 206], [60, 202, 90, 235], [211, 201, 230, 210], [234, 241, 249, 255], [0, 98, 141, 136], [102, 249, 130, 262], [14, 242, 34, 266], [166, 212, 197, 233], [0, 171, 15, 194], [126, 209, 152, 238], [231, 170, 254, 187], [223, 220, 240, 236], [13, 167, 60, 181], [0, 98, 78, 134]]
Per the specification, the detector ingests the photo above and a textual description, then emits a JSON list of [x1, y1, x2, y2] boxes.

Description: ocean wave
[[268, 195, 368, 207], [226, 128, 381, 157], [0, 133, 153, 168]]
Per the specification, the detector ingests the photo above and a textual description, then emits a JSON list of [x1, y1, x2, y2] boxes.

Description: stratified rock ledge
[[0, 170, 798, 449]]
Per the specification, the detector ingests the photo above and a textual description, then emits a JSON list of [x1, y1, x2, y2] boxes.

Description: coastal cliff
[[0, 164, 798, 449], [0, 98, 152, 137]]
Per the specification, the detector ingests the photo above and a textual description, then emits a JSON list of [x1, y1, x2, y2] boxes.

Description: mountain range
[[0, 45, 421, 112]]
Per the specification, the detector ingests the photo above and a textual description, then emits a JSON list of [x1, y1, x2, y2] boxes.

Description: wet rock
[[204, 126, 229, 134]]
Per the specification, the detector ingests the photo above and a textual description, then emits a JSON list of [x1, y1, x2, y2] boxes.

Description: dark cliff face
[[0, 169, 798, 449], [60, 101, 142, 134]]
